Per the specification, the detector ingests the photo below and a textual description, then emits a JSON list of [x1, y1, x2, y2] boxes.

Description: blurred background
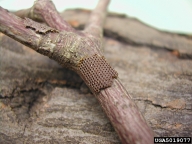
[[0, 0, 192, 34]]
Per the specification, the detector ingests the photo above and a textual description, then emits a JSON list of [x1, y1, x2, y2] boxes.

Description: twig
[[98, 79, 154, 143], [0, 0, 154, 143], [84, 0, 109, 40], [0, 7, 41, 50], [14, 0, 74, 32]]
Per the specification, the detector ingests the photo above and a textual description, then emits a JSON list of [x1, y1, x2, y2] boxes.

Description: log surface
[[0, 9, 192, 143]]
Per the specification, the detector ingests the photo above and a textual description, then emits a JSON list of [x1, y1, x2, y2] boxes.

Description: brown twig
[[0, 7, 41, 50], [84, 0, 109, 40], [98, 79, 154, 143], [0, 0, 154, 143], [14, 0, 74, 32]]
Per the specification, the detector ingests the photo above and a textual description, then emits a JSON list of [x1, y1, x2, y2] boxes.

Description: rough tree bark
[[0, 0, 154, 143]]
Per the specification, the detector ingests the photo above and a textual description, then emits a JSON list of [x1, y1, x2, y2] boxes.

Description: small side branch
[[14, 0, 75, 32], [84, 0, 110, 40]]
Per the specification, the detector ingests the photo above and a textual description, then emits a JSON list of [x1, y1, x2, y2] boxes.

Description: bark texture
[[0, 0, 155, 143], [0, 2, 192, 144], [61, 9, 192, 59]]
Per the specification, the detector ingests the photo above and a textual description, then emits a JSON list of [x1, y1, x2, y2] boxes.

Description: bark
[[60, 9, 192, 59], [0, 0, 154, 143]]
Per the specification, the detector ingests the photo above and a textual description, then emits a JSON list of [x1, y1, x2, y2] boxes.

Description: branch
[[14, 0, 75, 32], [0, 6, 101, 71], [0, 7, 41, 50], [0, 0, 154, 143], [83, 0, 109, 40], [98, 79, 154, 143]]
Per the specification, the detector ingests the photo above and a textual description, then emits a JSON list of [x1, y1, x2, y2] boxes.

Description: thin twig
[[0, 7, 42, 50], [98, 79, 154, 143], [14, 0, 75, 32], [84, 0, 109, 40]]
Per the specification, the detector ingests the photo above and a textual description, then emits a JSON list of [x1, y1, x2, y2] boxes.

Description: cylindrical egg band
[[79, 54, 118, 93]]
